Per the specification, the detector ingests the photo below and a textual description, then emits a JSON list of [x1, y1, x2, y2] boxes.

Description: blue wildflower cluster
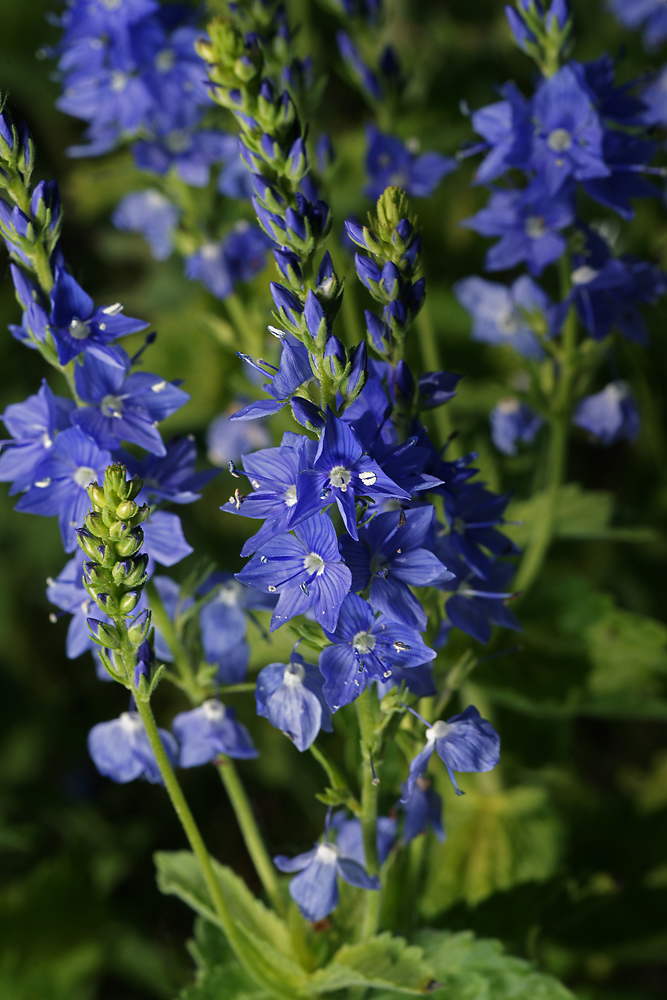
[[457, 0, 666, 454], [0, 102, 218, 685], [51, 0, 274, 299], [609, 0, 667, 132]]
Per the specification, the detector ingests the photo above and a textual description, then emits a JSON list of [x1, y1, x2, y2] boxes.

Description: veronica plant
[[6, 1, 653, 998]]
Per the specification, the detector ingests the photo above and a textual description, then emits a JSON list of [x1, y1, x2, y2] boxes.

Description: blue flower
[[463, 183, 574, 276], [112, 189, 181, 260], [172, 700, 258, 767], [319, 593, 436, 712], [330, 810, 397, 866], [185, 224, 269, 299], [609, 0, 667, 50], [222, 434, 317, 556], [336, 31, 382, 102], [231, 341, 314, 421], [454, 275, 551, 359], [467, 82, 532, 185], [198, 573, 274, 684], [48, 268, 148, 365], [400, 779, 445, 844], [364, 126, 456, 200], [573, 381, 640, 446], [403, 705, 500, 799], [340, 507, 451, 631], [530, 65, 609, 194], [15, 426, 111, 551], [256, 651, 333, 751], [558, 230, 667, 345], [274, 838, 380, 922], [71, 346, 189, 455], [490, 399, 544, 456], [0, 380, 74, 495], [290, 413, 411, 540], [236, 514, 352, 633], [88, 711, 177, 784], [141, 509, 193, 568]]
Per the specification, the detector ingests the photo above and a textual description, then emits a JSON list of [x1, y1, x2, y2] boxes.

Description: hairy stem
[[216, 758, 285, 915]]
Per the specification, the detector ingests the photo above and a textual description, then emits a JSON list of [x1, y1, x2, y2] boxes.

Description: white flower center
[[69, 317, 90, 340], [352, 630, 376, 655], [202, 699, 226, 719], [155, 48, 175, 72], [525, 215, 547, 239], [101, 394, 124, 418], [110, 71, 129, 93], [497, 310, 518, 335], [426, 720, 449, 742], [571, 265, 598, 285], [217, 581, 241, 606], [119, 711, 143, 732], [284, 484, 297, 508], [283, 662, 305, 686], [315, 843, 338, 865], [547, 128, 573, 152], [303, 552, 325, 576], [497, 397, 521, 414], [73, 466, 97, 488], [329, 465, 351, 491]]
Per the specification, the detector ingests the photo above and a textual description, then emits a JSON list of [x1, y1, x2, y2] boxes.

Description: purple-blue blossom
[[112, 189, 181, 261], [318, 593, 436, 711], [454, 275, 551, 359], [364, 126, 456, 200], [235, 514, 352, 633], [573, 381, 640, 446], [0, 380, 74, 495], [256, 651, 333, 751], [274, 837, 380, 922], [490, 399, 544, 456], [331, 810, 397, 866], [400, 779, 445, 844], [172, 700, 258, 767], [88, 711, 177, 784], [609, 0, 667, 50], [403, 705, 501, 799]]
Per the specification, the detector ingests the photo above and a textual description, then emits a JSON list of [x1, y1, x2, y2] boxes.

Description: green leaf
[[503, 483, 657, 546], [305, 933, 436, 995], [180, 919, 273, 1000], [419, 787, 562, 918], [155, 851, 309, 997], [406, 929, 574, 999]]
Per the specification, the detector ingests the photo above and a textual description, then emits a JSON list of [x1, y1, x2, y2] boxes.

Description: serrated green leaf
[[154, 851, 308, 997], [180, 919, 272, 1000], [420, 787, 562, 918], [305, 932, 436, 995], [409, 929, 574, 999]]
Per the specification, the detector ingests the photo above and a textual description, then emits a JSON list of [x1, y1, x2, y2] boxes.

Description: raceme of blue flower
[[403, 705, 501, 799], [255, 651, 333, 751]]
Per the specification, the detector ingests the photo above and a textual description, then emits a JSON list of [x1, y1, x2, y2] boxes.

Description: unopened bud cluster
[[346, 187, 424, 359], [76, 464, 155, 691]]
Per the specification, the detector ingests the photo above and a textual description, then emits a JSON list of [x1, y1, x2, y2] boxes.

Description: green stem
[[225, 292, 262, 357], [146, 580, 201, 702], [217, 759, 285, 916], [133, 697, 291, 1000], [355, 689, 381, 941], [310, 742, 360, 811], [515, 268, 578, 595]]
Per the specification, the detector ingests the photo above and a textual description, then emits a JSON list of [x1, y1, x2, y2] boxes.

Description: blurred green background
[[0, 1, 666, 998]]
